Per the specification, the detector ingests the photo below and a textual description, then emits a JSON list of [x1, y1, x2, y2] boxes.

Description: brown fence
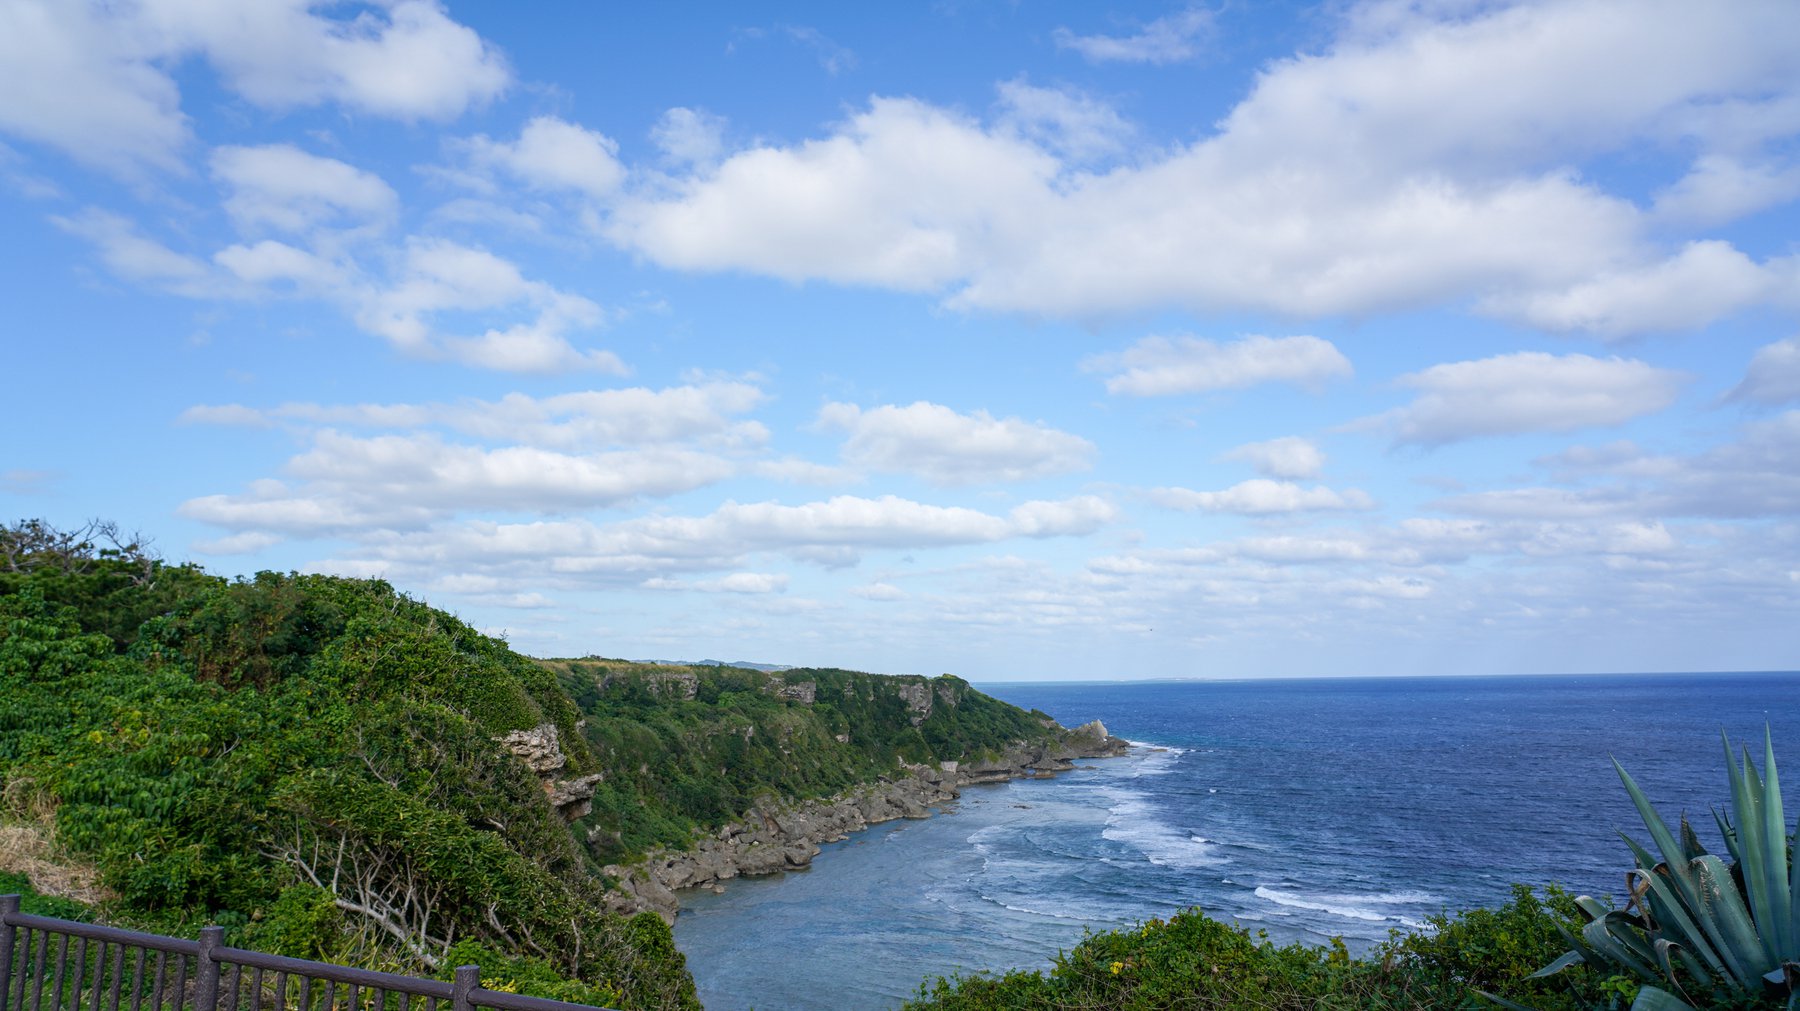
[[0, 897, 617, 1011]]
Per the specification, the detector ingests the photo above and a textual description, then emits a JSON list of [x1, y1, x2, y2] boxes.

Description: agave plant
[[1493, 730, 1799, 1010]]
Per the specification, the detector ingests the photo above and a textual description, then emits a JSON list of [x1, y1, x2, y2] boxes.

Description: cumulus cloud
[[608, 98, 1056, 291], [1053, 6, 1214, 65], [995, 79, 1133, 162], [605, 2, 1800, 325], [212, 145, 398, 234], [645, 572, 789, 594], [1653, 154, 1800, 227], [464, 116, 625, 199], [816, 401, 1093, 485], [1376, 352, 1685, 446], [652, 108, 727, 167], [0, 0, 507, 175], [1085, 335, 1352, 396], [1147, 480, 1374, 515], [356, 238, 622, 373], [1223, 436, 1326, 479], [302, 494, 1115, 587], [1730, 337, 1800, 405], [1481, 241, 1782, 338]]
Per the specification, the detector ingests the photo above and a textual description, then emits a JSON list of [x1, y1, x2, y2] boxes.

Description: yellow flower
[[1109, 961, 1124, 975]]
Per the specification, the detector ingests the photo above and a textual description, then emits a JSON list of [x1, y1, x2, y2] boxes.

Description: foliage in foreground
[[906, 885, 1613, 1011], [0, 522, 694, 1010], [1519, 732, 1798, 1011]]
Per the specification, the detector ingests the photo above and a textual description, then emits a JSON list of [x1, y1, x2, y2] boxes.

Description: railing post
[[0, 895, 18, 1011], [451, 965, 479, 1011], [193, 926, 223, 1011]]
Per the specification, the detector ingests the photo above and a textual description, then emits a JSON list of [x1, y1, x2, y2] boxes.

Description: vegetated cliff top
[[0, 519, 1101, 1010]]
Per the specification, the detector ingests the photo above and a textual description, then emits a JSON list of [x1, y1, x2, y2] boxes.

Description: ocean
[[670, 672, 1800, 1011]]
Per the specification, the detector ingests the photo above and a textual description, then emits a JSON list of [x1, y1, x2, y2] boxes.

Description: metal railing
[[0, 897, 617, 1011]]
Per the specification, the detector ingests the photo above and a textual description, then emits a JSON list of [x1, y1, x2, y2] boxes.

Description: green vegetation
[[0, 519, 1076, 1010], [14, 517, 1793, 1010], [549, 658, 1057, 861], [1512, 732, 1798, 1011], [905, 885, 1612, 1011]]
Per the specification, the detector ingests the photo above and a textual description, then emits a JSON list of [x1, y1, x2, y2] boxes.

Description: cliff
[[600, 721, 1130, 921]]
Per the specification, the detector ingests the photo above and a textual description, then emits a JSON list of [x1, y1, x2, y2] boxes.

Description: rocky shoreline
[[599, 720, 1131, 922]]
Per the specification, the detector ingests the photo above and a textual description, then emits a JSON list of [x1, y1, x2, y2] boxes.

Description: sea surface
[[671, 672, 1800, 1011]]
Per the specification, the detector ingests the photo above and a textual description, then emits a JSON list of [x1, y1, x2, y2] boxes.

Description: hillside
[[0, 519, 1121, 1010]]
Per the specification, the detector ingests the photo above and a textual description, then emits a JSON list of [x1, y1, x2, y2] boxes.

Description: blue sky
[[3, 0, 1798, 679]]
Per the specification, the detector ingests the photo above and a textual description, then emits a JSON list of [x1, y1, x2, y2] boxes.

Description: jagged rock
[[777, 680, 816, 704], [546, 773, 602, 821], [895, 680, 933, 725], [497, 722, 567, 774]]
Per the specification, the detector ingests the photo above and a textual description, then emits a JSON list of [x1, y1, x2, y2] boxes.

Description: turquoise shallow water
[[671, 673, 1800, 1010]]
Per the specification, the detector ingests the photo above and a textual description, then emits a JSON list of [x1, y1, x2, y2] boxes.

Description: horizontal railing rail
[[1, 897, 617, 1011]]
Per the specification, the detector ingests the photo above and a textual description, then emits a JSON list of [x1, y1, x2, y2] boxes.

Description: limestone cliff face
[[496, 721, 602, 821], [601, 722, 1131, 923]]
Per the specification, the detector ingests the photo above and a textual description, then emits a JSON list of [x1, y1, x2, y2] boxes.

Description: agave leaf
[[1582, 915, 1660, 981], [1694, 853, 1771, 981], [1624, 828, 1743, 985], [1628, 985, 1699, 1011], [1756, 728, 1793, 960], [1528, 949, 1586, 979], [1727, 734, 1781, 967], [1617, 761, 1710, 914], [1638, 871, 1733, 983], [1679, 817, 1708, 862], [1714, 806, 1742, 866], [1576, 894, 1615, 922]]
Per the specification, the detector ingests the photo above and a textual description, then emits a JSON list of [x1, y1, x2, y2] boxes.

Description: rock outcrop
[[602, 723, 1130, 922], [497, 721, 602, 822]]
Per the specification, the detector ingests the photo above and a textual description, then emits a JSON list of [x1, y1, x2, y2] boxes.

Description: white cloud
[[356, 238, 622, 373], [652, 107, 726, 167], [1731, 337, 1800, 405], [212, 145, 398, 234], [1147, 480, 1374, 515], [214, 240, 349, 289], [1223, 436, 1325, 479], [0, 0, 507, 176], [817, 401, 1094, 485], [1376, 352, 1685, 446], [1085, 335, 1352, 396], [284, 431, 736, 510], [645, 572, 789, 594], [851, 582, 907, 601], [1653, 154, 1800, 227], [465, 116, 624, 199], [1481, 241, 1781, 338], [608, 98, 1057, 291], [299, 494, 1115, 588], [995, 79, 1133, 162], [52, 208, 230, 298], [607, 3, 1800, 324], [1053, 6, 1214, 65], [0, 1, 188, 175], [157, 0, 509, 120]]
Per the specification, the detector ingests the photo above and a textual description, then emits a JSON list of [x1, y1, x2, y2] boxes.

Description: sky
[[2, 0, 1798, 680]]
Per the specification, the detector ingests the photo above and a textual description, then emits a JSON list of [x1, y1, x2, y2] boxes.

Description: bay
[[671, 672, 1800, 1010]]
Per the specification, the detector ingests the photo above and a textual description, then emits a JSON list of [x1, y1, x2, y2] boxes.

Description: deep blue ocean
[[671, 673, 1800, 1011]]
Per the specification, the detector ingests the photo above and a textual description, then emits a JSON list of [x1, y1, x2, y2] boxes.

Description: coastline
[[600, 720, 1132, 922]]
